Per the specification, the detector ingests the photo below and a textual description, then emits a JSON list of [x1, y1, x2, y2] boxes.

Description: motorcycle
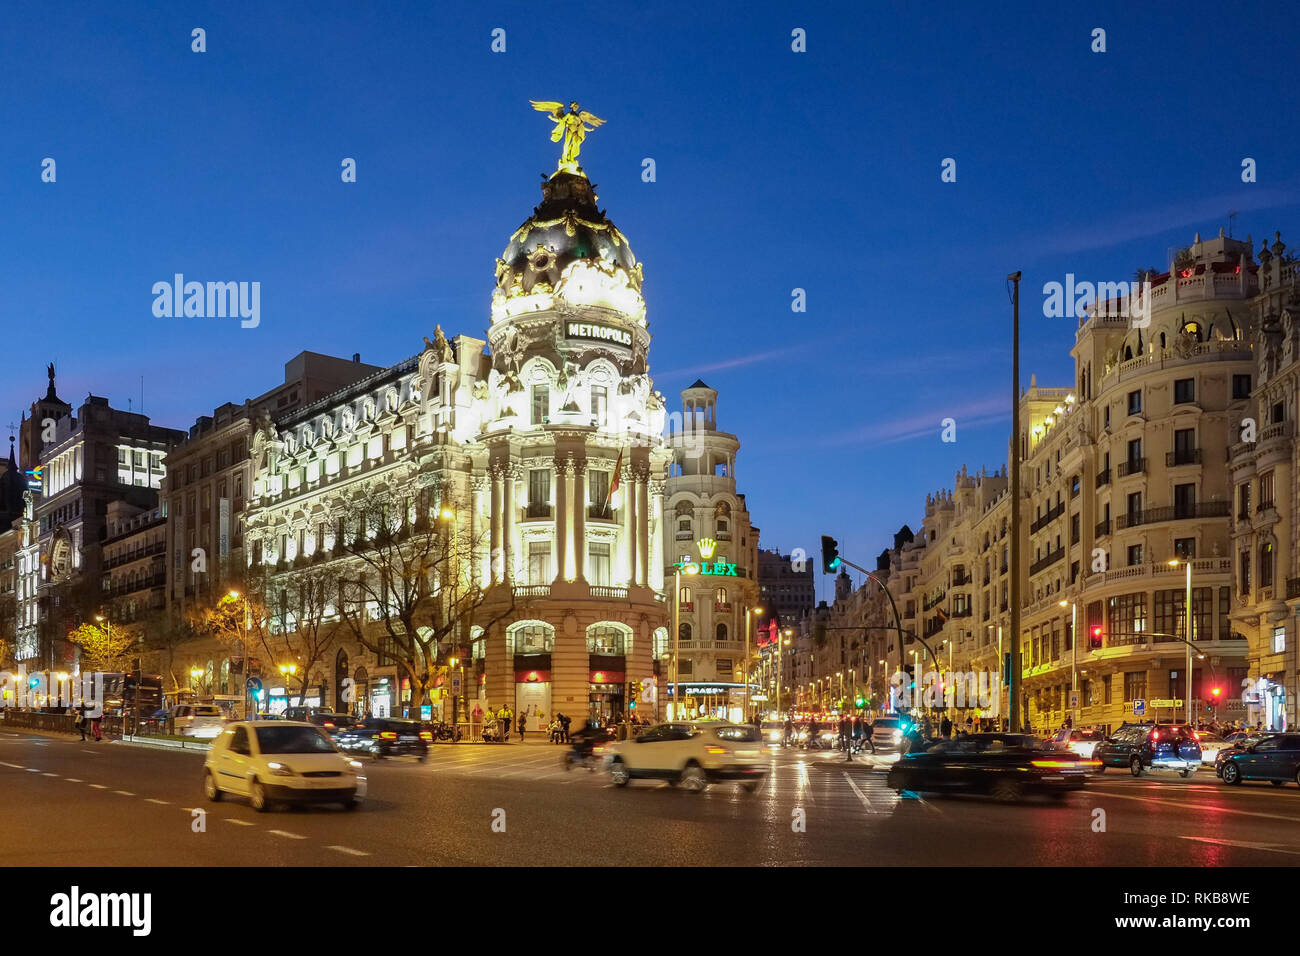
[[434, 721, 463, 742], [562, 740, 609, 772]]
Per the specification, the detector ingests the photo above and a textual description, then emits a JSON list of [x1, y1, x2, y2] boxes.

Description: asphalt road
[[3, 729, 1300, 866]]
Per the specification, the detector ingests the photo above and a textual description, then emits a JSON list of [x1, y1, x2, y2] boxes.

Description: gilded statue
[[530, 100, 605, 173]]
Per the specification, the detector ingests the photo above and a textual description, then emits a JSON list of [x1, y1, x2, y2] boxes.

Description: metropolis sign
[[565, 321, 632, 347]]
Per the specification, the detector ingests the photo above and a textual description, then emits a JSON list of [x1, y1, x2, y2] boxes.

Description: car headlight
[[348, 760, 364, 771], [893, 730, 902, 742], [265, 762, 295, 776]]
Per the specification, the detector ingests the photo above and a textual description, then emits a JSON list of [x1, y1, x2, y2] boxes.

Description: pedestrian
[[71, 704, 87, 742], [783, 715, 794, 747], [940, 714, 952, 738], [852, 714, 863, 751], [863, 715, 876, 754], [561, 712, 572, 744], [517, 710, 527, 743], [91, 713, 102, 742]]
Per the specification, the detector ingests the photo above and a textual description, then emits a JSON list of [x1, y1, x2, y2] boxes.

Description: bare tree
[[262, 564, 345, 708], [333, 485, 512, 717]]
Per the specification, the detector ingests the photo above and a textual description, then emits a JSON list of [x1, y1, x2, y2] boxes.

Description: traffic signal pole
[[1008, 271, 1023, 733]]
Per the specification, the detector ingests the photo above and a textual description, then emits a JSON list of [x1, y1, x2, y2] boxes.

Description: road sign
[[1149, 698, 1182, 708], [1068, 690, 1079, 708], [1132, 698, 1146, 717], [451, 678, 461, 692], [245, 677, 262, 692]]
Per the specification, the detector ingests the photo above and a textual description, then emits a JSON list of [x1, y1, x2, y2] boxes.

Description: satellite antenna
[[1228, 210, 1240, 238]]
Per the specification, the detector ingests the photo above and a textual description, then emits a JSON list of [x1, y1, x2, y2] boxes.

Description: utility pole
[[1008, 271, 1023, 734]]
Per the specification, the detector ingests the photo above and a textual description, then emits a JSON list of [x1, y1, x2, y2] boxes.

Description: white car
[[1194, 731, 1230, 766], [1047, 728, 1105, 759], [203, 721, 366, 811], [171, 703, 226, 738], [606, 721, 768, 792]]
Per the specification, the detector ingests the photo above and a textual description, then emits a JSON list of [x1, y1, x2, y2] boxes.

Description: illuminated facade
[[244, 162, 670, 724], [662, 381, 759, 718]]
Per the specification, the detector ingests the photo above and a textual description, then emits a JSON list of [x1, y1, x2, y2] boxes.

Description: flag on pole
[[608, 449, 624, 505]]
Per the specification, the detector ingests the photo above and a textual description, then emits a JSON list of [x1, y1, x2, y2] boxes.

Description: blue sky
[[2, 0, 1298, 605]]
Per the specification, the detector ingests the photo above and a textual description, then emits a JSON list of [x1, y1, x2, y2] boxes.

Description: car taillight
[[379, 731, 397, 740], [1150, 730, 1159, 741], [419, 731, 432, 741], [323, 722, 335, 729], [705, 746, 728, 755], [1030, 759, 1079, 768]]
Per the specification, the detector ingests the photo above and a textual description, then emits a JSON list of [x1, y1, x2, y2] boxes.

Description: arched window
[[507, 620, 555, 655], [587, 622, 631, 656], [675, 501, 693, 536], [679, 586, 692, 606], [714, 587, 728, 609], [1182, 320, 1203, 342], [716, 623, 728, 643], [714, 501, 732, 536], [652, 626, 669, 659], [678, 623, 692, 642]]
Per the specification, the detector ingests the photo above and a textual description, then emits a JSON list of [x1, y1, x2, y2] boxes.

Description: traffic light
[[1211, 686, 1222, 700], [1089, 625, 1103, 650], [820, 535, 841, 574]]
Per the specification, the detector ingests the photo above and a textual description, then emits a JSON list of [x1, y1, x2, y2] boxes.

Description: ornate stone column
[[503, 464, 519, 585], [573, 457, 587, 585], [553, 456, 569, 584], [624, 464, 638, 586], [636, 465, 650, 588], [649, 478, 665, 592], [490, 466, 504, 585], [470, 475, 487, 588]]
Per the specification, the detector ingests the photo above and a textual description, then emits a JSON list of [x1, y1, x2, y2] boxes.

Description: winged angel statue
[[530, 100, 605, 173]]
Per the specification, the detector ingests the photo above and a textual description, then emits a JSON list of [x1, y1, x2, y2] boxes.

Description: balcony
[[952, 570, 970, 587], [1029, 546, 1065, 576], [950, 607, 972, 619], [513, 585, 551, 599], [1257, 499, 1276, 514], [590, 586, 629, 600], [715, 602, 732, 612], [1030, 501, 1065, 533], [1117, 458, 1146, 478], [922, 589, 947, 612], [679, 602, 695, 612], [1095, 469, 1111, 488], [1166, 449, 1202, 467], [524, 503, 553, 519], [1114, 500, 1230, 530], [1288, 578, 1300, 601], [1095, 518, 1111, 538]]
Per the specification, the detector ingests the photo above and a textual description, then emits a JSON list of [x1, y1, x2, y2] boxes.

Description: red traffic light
[[1211, 686, 1222, 698], [1091, 625, 1102, 637]]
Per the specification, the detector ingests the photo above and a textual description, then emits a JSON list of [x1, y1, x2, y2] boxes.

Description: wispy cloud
[[655, 340, 826, 380], [816, 393, 1009, 447]]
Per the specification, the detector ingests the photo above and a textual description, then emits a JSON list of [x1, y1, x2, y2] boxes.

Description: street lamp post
[[1169, 559, 1194, 725], [746, 606, 763, 722], [1059, 599, 1077, 728]]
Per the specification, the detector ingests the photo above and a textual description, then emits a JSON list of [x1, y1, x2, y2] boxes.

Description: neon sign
[[673, 560, 737, 577]]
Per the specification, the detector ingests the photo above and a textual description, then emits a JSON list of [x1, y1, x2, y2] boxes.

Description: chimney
[[353, 353, 361, 363]]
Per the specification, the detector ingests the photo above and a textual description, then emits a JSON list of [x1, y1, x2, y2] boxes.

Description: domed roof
[[495, 172, 642, 298]]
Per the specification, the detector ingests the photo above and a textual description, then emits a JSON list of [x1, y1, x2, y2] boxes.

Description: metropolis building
[[243, 147, 671, 724]]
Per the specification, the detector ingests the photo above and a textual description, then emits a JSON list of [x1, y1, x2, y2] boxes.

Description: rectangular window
[[1273, 401, 1285, 425], [527, 469, 551, 518], [1174, 537, 1195, 559], [1173, 483, 1196, 519], [1103, 674, 1112, 705], [1173, 378, 1195, 404], [1127, 491, 1142, 523], [1240, 551, 1251, 596], [1127, 390, 1142, 415], [1275, 626, 1286, 655], [1238, 482, 1251, 519], [527, 541, 552, 586], [1127, 438, 1142, 467], [1127, 543, 1143, 566], [1219, 586, 1231, 641], [588, 542, 611, 586], [530, 385, 549, 425], [1070, 513, 1080, 545], [1070, 474, 1080, 498], [590, 386, 608, 427], [1260, 472, 1275, 510], [589, 470, 610, 518], [1124, 671, 1147, 702], [1232, 374, 1252, 400]]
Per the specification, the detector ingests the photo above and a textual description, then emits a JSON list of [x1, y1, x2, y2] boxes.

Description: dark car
[[885, 733, 1095, 801], [334, 717, 431, 760], [1094, 722, 1200, 777], [1218, 733, 1300, 787]]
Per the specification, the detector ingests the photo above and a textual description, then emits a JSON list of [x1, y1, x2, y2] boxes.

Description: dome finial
[[529, 99, 606, 177]]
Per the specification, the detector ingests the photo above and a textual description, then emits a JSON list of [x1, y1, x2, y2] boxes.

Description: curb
[[118, 736, 213, 752]]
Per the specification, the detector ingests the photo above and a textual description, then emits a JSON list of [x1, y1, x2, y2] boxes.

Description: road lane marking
[[326, 845, 370, 856], [25, 768, 40, 772], [113, 790, 135, 796], [144, 798, 170, 805], [41, 772, 57, 776], [88, 784, 107, 789], [1180, 836, 1300, 856], [268, 830, 306, 840], [63, 777, 83, 783], [842, 771, 890, 814], [1097, 790, 1300, 823], [223, 819, 255, 826], [0, 761, 22, 768]]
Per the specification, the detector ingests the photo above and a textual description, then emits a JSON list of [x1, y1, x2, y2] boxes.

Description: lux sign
[[674, 561, 737, 577]]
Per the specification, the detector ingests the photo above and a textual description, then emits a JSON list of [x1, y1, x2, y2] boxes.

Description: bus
[[95, 672, 164, 718]]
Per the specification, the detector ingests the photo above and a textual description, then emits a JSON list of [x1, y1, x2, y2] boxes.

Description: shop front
[[515, 668, 551, 731], [666, 682, 745, 722], [589, 668, 625, 723]]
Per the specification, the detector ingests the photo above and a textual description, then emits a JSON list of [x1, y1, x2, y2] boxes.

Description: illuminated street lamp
[[671, 562, 700, 719], [745, 606, 763, 721], [1059, 599, 1077, 727]]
